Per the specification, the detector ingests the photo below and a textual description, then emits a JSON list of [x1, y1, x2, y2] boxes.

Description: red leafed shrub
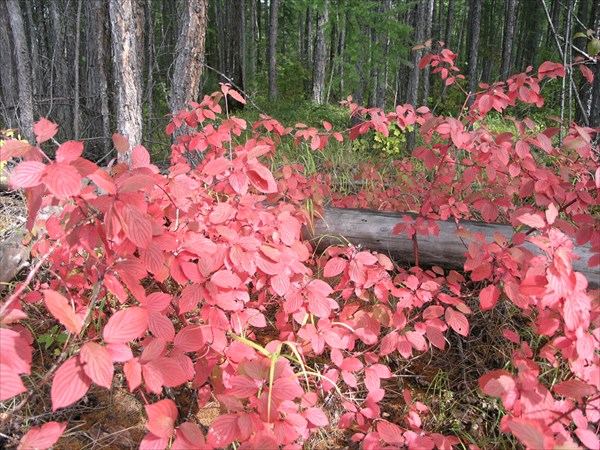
[[1, 48, 599, 450]]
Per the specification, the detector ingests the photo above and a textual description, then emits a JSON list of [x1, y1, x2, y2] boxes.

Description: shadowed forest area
[[1, 0, 599, 160]]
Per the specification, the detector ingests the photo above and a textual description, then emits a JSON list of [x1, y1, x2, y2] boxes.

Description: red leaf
[[0, 364, 27, 401], [479, 285, 501, 311], [56, 141, 83, 163], [227, 88, 246, 104], [51, 356, 91, 411], [88, 169, 117, 195], [323, 257, 347, 277], [123, 359, 142, 391], [426, 325, 446, 350], [131, 145, 150, 168], [43, 290, 83, 334], [1, 139, 34, 161], [145, 399, 178, 438], [173, 325, 205, 352], [112, 133, 130, 155], [203, 158, 233, 177], [515, 212, 546, 229], [18, 422, 67, 450], [271, 273, 290, 297], [139, 433, 169, 450], [207, 414, 239, 447], [579, 65, 594, 84], [246, 164, 277, 193], [553, 379, 596, 399], [43, 163, 82, 199], [377, 420, 404, 445], [172, 422, 207, 449], [575, 428, 599, 449], [148, 313, 175, 342], [211, 270, 242, 288], [79, 342, 114, 389], [304, 407, 329, 427], [209, 202, 234, 224], [10, 161, 46, 188], [117, 203, 152, 249], [506, 419, 549, 449], [34, 118, 58, 144], [445, 307, 469, 336], [103, 307, 149, 344]]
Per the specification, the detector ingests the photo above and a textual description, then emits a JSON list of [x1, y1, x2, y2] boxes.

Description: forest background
[[1, 0, 599, 159]]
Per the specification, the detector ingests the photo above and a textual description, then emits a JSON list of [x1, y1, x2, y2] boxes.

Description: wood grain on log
[[305, 207, 599, 289]]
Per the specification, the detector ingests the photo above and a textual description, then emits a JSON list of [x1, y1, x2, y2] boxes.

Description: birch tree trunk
[[6, 0, 35, 143], [109, 0, 143, 160]]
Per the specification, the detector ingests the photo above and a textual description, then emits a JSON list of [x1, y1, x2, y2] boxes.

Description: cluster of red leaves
[[1, 51, 599, 450]]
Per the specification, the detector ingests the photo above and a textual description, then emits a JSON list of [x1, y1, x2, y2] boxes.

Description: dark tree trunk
[[268, 0, 279, 100], [73, 0, 82, 140], [407, 0, 427, 107], [109, 0, 144, 158], [312, 1, 329, 104], [6, 0, 35, 143], [0, 1, 18, 129], [421, 0, 434, 107], [501, 0, 519, 80], [248, 0, 257, 87], [145, 0, 155, 153], [170, 0, 208, 135], [84, 0, 111, 158], [303, 7, 313, 96], [466, 0, 482, 107]]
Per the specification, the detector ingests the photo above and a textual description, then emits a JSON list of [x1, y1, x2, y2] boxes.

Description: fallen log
[[306, 207, 599, 289]]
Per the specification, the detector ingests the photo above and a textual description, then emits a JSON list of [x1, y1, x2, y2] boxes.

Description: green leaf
[[573, 32, 588, 40], [588, 39, 600, 56]]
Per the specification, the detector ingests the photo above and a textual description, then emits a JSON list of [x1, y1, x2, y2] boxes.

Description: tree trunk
[[0, 1, 18, 129], [407, 0, 427, 108], [145, 0, 155, 154], [84, 0, 111, 159], [466, 0, 482, 107], [440, 0, 454, 100], [303, 7, 313, 95], [589, 4, 600, 131], [49, 0, 73, 139], [248, 0, 257, 87], [421, 0, 434, 107], [109, 0, 144, 159], [6, 0, 35, 143], [73, 0, 82, 140], [501, 0, 518, 80], [312, 1, 329, 104], [268, 0, 279, 100], [170, 0, 208, 137]]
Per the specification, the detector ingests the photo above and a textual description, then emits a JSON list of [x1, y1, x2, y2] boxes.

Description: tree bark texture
[[466, 0, 482, 107], [170, 0, 208, 139], [501, 0, 518, 80], [6, 0, 35, 143], [306, 207, 599, 289], [0, 1, 18, 129], [110, 0, 144, 158], [268, 0, 279, 100], [312, 1, 329, 104]]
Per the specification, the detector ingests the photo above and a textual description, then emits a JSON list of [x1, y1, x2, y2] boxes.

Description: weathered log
[[306, 207, 599, 289], [0, 231, 31, 288]]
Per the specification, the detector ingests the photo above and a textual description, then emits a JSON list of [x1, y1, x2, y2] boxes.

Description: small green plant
[[37, 325, 68, 356]]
